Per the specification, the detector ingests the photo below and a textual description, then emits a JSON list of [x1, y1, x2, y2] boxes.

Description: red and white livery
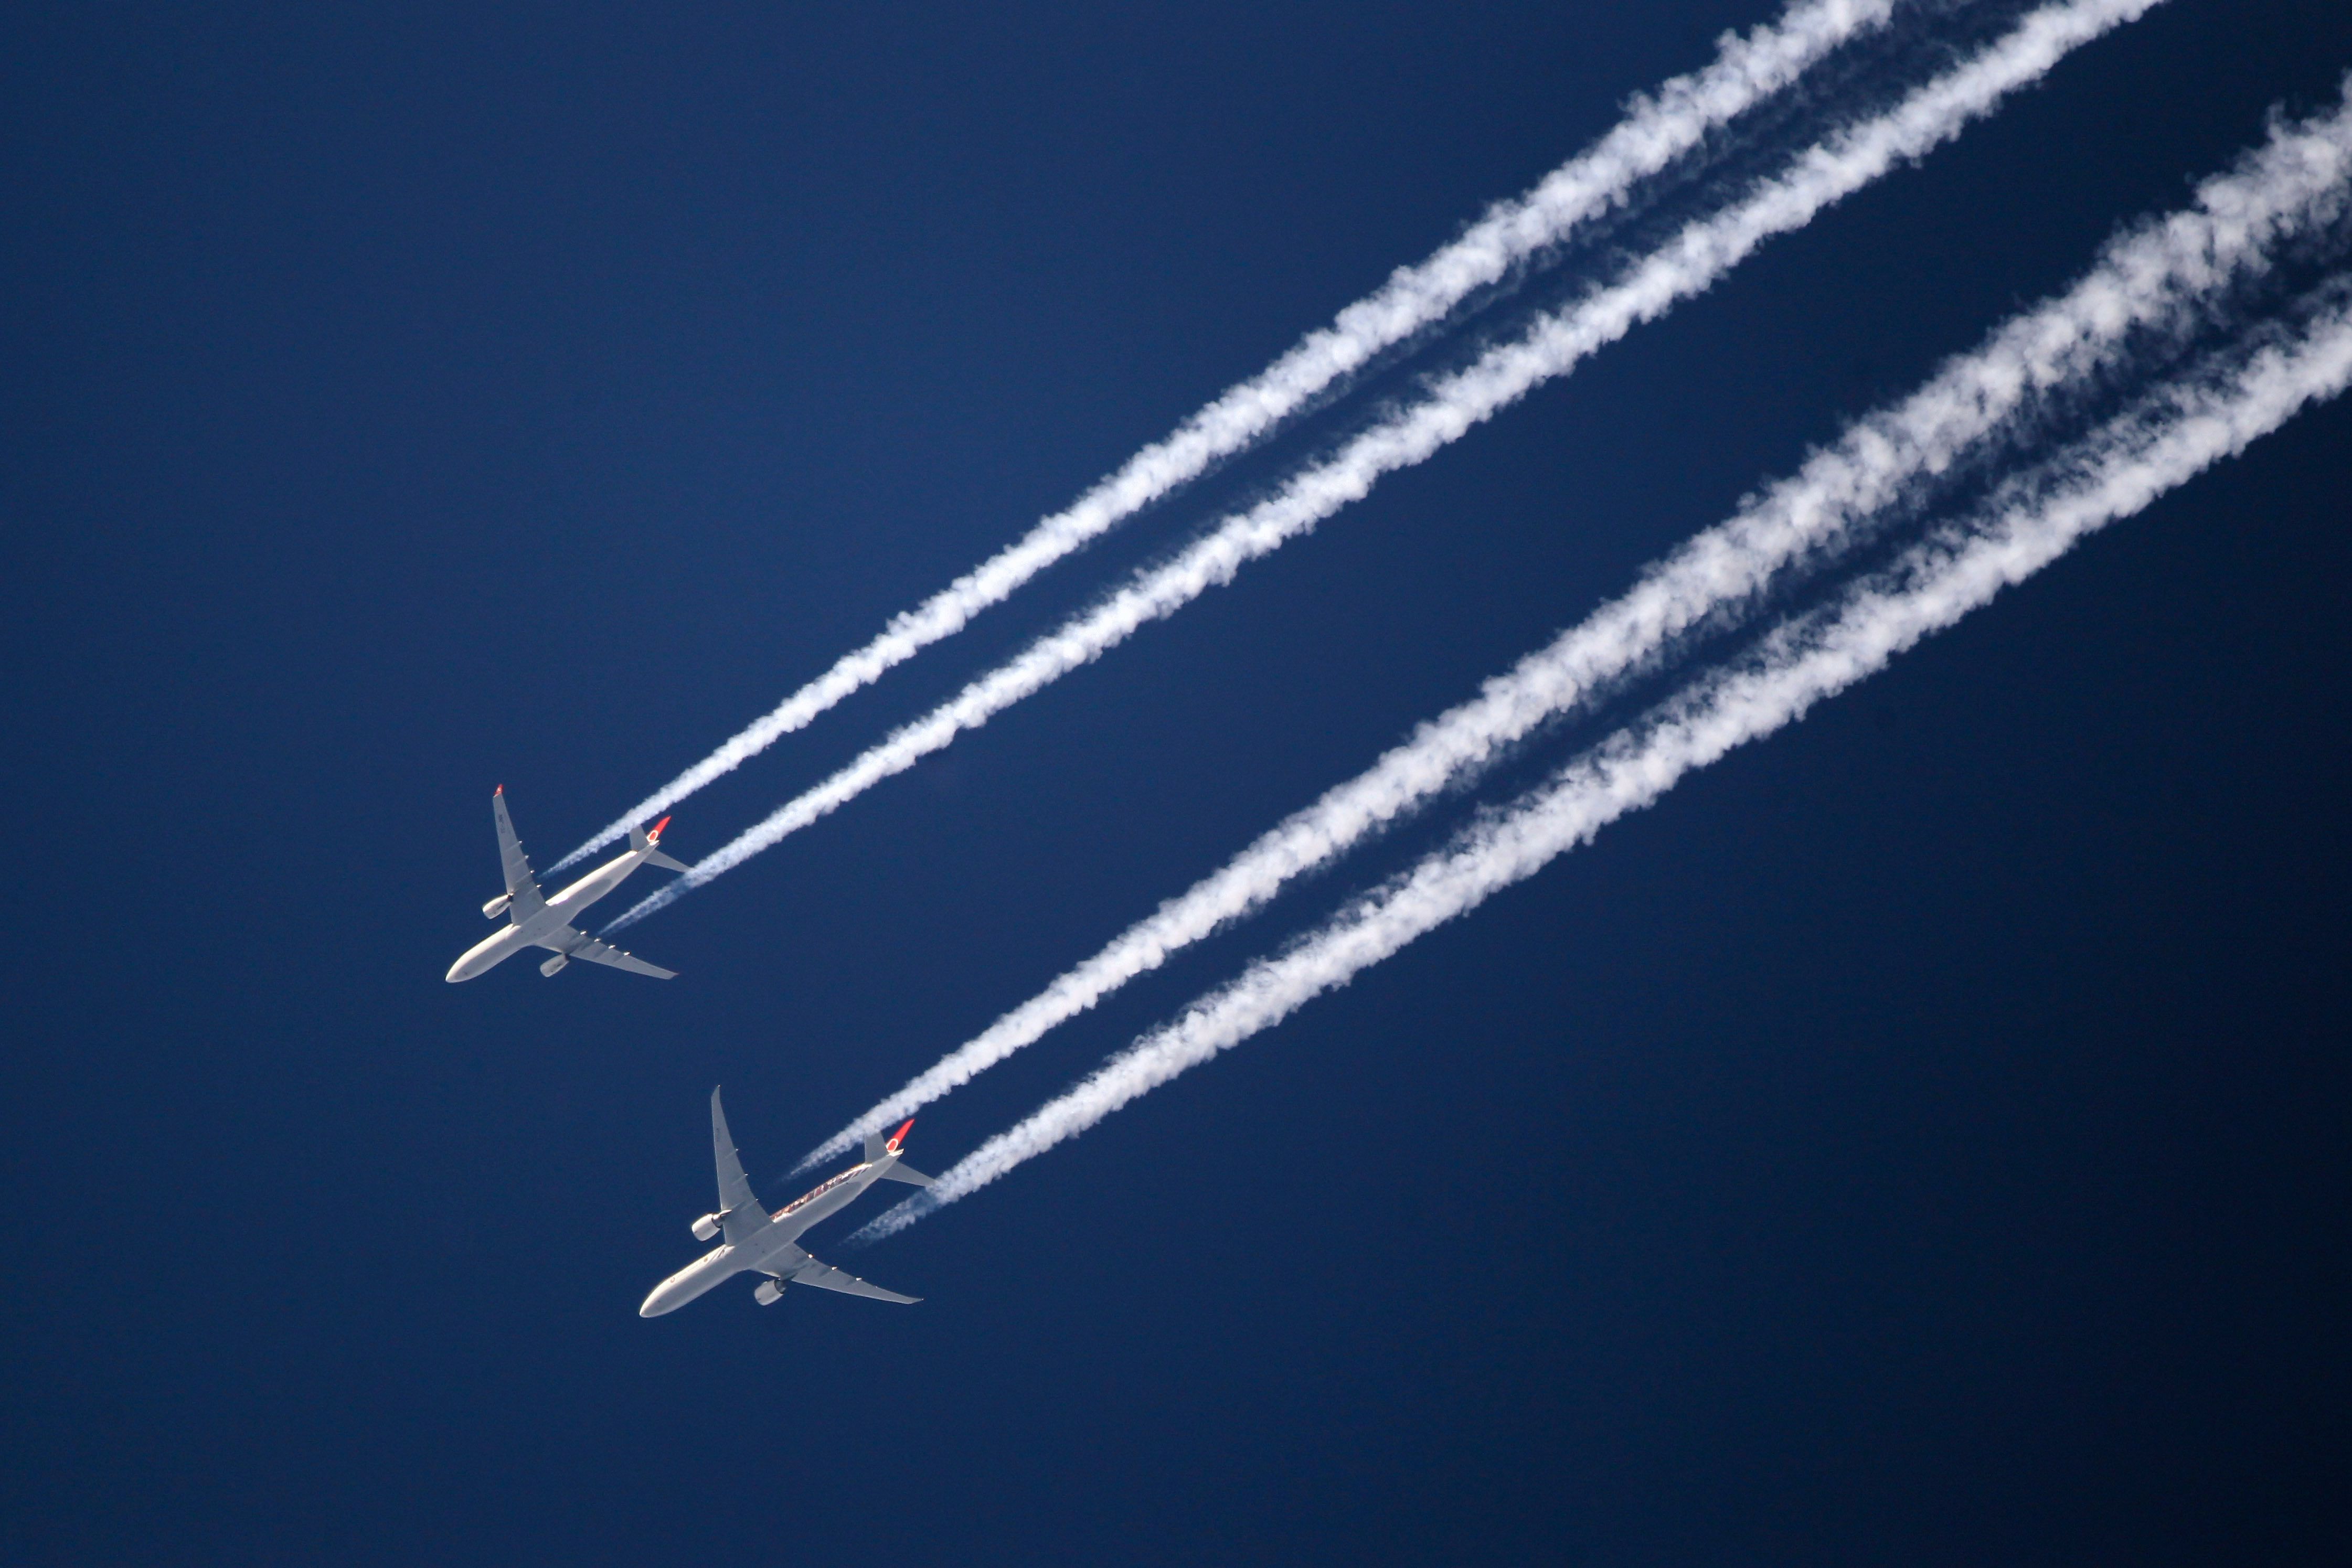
[[446, 786, 686, 982], [640, 1089, 929, 1315]]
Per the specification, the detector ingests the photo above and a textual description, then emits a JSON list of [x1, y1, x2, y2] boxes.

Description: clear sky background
[[5, 3, 2349, 1563]]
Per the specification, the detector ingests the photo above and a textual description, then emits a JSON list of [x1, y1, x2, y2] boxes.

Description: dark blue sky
[[5, 3, 2349, 1563]]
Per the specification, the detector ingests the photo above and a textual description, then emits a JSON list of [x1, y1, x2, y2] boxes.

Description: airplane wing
[[533, 924, 676, 979], [491, 788, 548, 920], [708, 1086, 767, 1244], [557, 934, 677, 980], [762, 1248, 921, 1305]]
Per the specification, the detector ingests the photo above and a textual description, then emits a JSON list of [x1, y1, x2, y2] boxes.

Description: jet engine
[[753, 1280, 785, 1306], [482, 893, 512, 919], [539, 953, 568, 976], [691, 1213, 721, 1242]]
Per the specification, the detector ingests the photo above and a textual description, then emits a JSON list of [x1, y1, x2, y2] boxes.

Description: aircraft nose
[[638, 1287, 673, 1318]]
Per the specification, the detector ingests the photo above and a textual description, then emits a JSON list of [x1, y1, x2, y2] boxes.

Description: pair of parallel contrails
[[516, 1, 2352, 1238]]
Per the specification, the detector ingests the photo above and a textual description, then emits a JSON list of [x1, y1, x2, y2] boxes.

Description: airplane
[[444, 786, 687, 983], [640, 1086, 930, 1317]]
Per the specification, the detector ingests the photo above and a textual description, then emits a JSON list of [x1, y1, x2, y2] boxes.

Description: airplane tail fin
[[630, 817, 692, 874], [866, 1118, 931, 1183]]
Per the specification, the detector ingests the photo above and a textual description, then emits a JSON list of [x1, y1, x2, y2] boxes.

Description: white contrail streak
[[859, 290, 2352, 1240], [551, 0, 1900, 873], [604, 0, 2163, 933], [800, 84, 2352, 1169]]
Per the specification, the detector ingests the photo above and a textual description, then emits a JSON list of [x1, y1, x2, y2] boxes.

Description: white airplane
[[640, 1087, 930, 1316], [445, 786, 687, 983]]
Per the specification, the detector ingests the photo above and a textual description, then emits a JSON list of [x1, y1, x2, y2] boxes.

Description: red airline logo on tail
[[650, 815, 672, 840], [887, 1118, 916, 1154]]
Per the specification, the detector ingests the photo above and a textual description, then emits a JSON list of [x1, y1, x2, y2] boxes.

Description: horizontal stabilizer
[[629, 819, 690, 874], [864, 1118, 918, 1163], [879, 1162, 933, 1187]]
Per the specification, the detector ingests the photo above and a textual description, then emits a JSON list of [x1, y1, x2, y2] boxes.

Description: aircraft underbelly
[[744, 1231, 803, 1270], [549, 861, 631, 915], [642, 1247, 742, 1316], [449, 924, 530, 979], [773, 1172, 877, 1235], [516, 908, 570, 943]]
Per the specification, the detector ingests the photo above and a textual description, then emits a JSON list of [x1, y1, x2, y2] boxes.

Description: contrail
[[550, 0, 1901, 874], [858, 287, 2352, 1240], [797, 82, 2352, 1169], [604, 0, 2165, 933]]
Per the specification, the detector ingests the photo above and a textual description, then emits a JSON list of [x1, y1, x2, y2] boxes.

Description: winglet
[[495, 784, 503, 796]]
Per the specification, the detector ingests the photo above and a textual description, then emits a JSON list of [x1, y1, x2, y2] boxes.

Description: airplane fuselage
[[637, 1155, 898, 1316], [445, 846, 659, 982]]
